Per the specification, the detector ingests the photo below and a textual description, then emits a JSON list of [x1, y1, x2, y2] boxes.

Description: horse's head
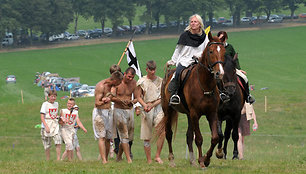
[[222, 55, 237, 96], [200, 32, 226, 80]]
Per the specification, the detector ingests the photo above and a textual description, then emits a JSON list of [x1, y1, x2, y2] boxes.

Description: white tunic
[[40, 101, 59, 137], [168, 37, 209, 67]]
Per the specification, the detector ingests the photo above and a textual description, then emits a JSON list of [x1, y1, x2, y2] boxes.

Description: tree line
[[0, 0, 305, 46]]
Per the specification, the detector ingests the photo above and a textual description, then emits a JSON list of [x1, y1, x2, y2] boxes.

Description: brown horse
[[156, 32, 226, 169]]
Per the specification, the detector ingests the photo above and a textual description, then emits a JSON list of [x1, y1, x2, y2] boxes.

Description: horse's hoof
[[203, 155, 210, 167], [199, 162, 206, 170], [190, 160, 198, 167], [169, 161, 176, 167], [168, 153, 174, 161], [232, 155, 239, 160], [216, 148, 224, 159]]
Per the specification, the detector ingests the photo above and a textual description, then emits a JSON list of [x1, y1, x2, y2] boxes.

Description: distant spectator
[[44, 84, 51, 101]]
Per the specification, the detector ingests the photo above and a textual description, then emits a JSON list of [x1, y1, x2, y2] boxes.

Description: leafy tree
[[40, 0, 74, 40], [260, 0, 282, 20], [0, 0, 20, 47], [136, 0, 155, 34], [14, 0, 49, 44], [106, 0, 126, 35], [282, 0, 306, 19], [71, 0, 91, 34], [243, 0, 262, 17], [89, 0, 108, 34], [123, 0, 137, 30], [206, 0, 226, 26]]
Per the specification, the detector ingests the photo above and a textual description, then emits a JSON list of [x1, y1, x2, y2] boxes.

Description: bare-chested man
[[112, 67, 137, 163], [93, 71, 123, 164]]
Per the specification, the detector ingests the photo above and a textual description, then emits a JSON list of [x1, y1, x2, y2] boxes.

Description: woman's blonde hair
[[184, 14, 204, 35]]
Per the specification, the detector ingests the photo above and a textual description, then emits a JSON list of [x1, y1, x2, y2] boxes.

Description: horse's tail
[[154, 69, 178, 141], [154, 106, 178, 142]]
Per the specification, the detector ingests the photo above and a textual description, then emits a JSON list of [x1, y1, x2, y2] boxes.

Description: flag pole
[[117, 29, 137, 65]]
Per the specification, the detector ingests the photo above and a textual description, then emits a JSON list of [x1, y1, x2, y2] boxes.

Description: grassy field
[[0, 26, 306, 173]]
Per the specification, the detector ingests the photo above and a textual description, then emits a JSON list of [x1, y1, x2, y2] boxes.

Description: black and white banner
[[126, 41, 142, 77]]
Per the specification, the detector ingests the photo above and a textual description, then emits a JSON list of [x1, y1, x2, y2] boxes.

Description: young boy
[[40, 90, 61, 160], [61, 105, 84, 160], [60, 98, 87, 161]]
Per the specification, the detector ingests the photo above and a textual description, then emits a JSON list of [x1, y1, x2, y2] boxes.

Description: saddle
[[176, 63, 197, 112]]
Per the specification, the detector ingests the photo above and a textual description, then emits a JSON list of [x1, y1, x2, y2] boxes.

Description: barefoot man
[[135, 60, 165, 164], [93, 71, 123, 164], [112, 67, 137, 163]]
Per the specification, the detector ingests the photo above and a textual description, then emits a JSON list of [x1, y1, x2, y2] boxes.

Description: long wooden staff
[[117, 29, 137, 65]]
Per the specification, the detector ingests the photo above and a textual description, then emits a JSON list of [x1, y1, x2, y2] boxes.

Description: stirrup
[[170, 95, 180, 105]]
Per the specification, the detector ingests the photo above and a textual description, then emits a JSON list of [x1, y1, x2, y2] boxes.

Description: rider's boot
[[244, 82, 255, 104], [168, 78, 180, 105]]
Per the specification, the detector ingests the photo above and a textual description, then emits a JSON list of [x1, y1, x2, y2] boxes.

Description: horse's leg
[[203, 112, 219, 167], [165, 107, 177, 167], [216, 120, 224, 159], [189, 112, 205, 168], [223, 120, 232, 159], [186, 115, 197, 166], [231, 115, 240, 160]]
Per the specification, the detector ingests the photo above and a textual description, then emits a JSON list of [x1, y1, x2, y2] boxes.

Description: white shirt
[[168, 37, 209, 67], [40, 101, 59, 128]]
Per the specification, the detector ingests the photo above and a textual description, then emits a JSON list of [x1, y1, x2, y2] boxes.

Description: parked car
[[241, 17, 251, 22], [71, 84, 95, 97], [222, 19, 233, 27], [218, 17, 226, 24], [49, 33, 64, 42], [85, 30, 101, 39], [299, 13, 306, 18], [103, 27, 113, 36], [268, 15, 283, 23], [66, 34, 79, 40], [2, 32, 13, 46], [6, 75, 16, 83], [77, 30, 86, 36]]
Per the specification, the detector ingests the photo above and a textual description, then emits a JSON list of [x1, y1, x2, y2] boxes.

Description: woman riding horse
[[156, 15, 226, 168], [166, 14, 210, 105]]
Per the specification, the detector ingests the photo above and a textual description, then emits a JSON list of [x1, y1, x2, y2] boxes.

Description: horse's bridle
[[199, 42, 225, 72], [197, 42, 225, 95]]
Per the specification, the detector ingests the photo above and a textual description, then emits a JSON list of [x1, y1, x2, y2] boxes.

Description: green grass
[[0, 26, 306, 173]]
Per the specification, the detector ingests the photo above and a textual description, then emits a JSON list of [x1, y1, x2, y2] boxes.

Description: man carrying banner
[[112, 67, 138, 163]]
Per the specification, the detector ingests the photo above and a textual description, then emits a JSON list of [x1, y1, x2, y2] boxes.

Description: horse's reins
[[197, 42, 225, 95]]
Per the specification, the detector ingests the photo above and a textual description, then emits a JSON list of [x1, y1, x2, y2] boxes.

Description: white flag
[[126, 42, 142, 77]]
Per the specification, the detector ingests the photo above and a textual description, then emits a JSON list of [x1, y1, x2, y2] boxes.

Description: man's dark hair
[[111, 71, 124, 80], [48, 90, 57, 96], [125, 67, 136, 75], [110, 64, 121, 74], [146, 60, 156, 70]]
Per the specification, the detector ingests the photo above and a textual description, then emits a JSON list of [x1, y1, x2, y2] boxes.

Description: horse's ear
[[208, 31, 213, 41]]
